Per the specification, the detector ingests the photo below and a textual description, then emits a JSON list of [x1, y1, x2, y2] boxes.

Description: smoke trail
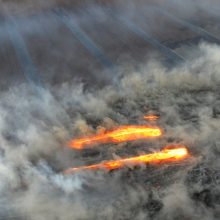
[[54, 9, 115, 70], [107, 10, 185, 64], [5, 18, 44, 92], [154, 7, 220, 45]]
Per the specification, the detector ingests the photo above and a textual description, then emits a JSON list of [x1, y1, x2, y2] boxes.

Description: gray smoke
[[0, 42, 220, 220], [1, 1, 220, 220]]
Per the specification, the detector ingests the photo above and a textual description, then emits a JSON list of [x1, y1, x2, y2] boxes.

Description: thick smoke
[[1, 0, 220, 220], [0, 42, 220, 220]]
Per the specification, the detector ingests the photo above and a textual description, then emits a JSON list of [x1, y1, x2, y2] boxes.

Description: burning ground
[[0, 42, 220, 220], [0, 1, 220, 220]]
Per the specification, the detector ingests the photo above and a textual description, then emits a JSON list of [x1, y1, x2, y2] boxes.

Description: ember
[[144, 115, 160, 121]]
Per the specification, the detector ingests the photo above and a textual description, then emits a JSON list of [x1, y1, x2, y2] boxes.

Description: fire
[[144, 115, 159, 120], [64, 146, 189, 174], [68, 125, 162, 149]]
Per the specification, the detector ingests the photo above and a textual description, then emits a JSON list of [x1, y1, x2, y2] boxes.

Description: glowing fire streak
[[144, 115, 160, 120], [68, 126, 162, 149], [64, 146, 189, 174]]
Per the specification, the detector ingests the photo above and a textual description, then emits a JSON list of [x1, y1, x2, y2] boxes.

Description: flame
[[64, 146, 189, 174], [68, 126, 162, 149], [144, 115, 160, 120]]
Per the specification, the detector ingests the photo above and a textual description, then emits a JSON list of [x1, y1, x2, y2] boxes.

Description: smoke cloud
[[1, 0, 220, 220]]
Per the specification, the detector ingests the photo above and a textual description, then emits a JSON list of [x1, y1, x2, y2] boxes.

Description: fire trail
[[144, 115, 160, 121], [68, 125, 162, 149], [64, 146, 189, 174]]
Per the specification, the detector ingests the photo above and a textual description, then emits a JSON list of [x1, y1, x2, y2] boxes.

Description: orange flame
[[144, 115, 160, 120], [64, 146, 189, 174], [68, 126, 162, 149]]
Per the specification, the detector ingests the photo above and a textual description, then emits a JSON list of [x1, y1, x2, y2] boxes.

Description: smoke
[[1, 0, 220, 220], [0, 41, 219, 219]]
